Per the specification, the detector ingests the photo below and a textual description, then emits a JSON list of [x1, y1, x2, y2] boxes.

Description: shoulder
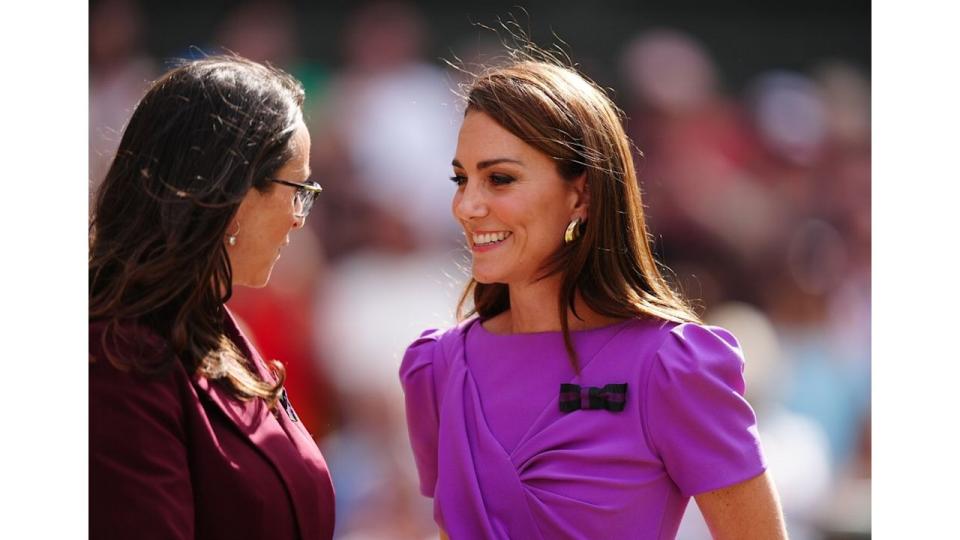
[[654, 322, 745, 377], [399, 319, 476, 375], [629, 320, 748, 408], [404, 318, 477, 360], [89, 319, 190, 404], [88, 323, 197, 539], [640, 322, 751, 435], [90, 319, 172, 367], [414, 317, 477, 347], [665, 322, 741, 351], [641, 322, 765, 495], [89, 323, 193, 468]]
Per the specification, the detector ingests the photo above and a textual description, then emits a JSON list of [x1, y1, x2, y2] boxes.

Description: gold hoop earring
[[564, 217, 584, 245], [227, 222, 240, 247]]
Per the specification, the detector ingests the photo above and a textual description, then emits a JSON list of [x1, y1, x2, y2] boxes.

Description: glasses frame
[[269, 178, 323, 219]]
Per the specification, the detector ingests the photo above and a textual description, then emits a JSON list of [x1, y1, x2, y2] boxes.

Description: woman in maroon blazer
[[89, 56, 334, 539]]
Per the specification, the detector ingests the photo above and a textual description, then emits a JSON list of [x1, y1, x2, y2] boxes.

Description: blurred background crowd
[[89, 0, 870, 538]]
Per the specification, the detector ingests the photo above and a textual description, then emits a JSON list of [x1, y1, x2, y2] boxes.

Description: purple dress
[[399, 316, 766, 539]]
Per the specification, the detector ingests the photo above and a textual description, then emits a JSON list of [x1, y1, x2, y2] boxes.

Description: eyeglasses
[[269, 178, 323, 219]]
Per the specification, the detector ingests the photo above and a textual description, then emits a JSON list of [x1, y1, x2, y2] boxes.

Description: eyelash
[[448, 174, 516, 187]]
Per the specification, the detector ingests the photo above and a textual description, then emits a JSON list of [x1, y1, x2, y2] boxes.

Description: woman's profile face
[[451, 111, 587, 286], [228, 120, 312, 288]]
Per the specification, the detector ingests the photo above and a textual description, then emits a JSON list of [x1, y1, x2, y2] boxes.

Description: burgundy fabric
[[89, 310, 335, 540]]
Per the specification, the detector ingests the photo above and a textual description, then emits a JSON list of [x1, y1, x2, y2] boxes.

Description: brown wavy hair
[[89, 55, 305, 405], [456, 57, 700, 368]]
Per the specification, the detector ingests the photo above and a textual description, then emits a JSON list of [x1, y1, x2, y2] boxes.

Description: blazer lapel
[[190, 309, 331, 540]]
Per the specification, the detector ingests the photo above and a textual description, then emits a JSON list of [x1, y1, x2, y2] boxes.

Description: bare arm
[[694, 471, 788, 540]]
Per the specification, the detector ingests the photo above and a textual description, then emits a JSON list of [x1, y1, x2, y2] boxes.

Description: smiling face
[[228, 120, 312, 288], [452, 111, 588, 286]]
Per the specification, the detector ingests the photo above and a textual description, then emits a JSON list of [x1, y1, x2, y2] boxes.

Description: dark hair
[[89, 55, 305, 404], [456, 58, 700, 368]]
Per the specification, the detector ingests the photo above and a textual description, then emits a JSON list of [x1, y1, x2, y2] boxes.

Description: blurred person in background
[[619, 29, 786, 309], [316, 251, 465, 539], [622, 29, 872, 538], [303, 4, 468, 535], [89, 0, 156, 208], [315, 0, 462, 259], [745, 65, 872, 538], [400, 51, 788, 539], [89, 56, 334, 539], [214, 0, 298, 68]]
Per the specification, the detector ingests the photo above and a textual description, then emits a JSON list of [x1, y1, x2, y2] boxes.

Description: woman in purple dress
[[400, 57, 788, 539], [89, 56, 334, 539]]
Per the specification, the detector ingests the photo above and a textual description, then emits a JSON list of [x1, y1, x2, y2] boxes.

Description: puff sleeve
[[643, 323, 767, 497], [398, 328, 446, 497]]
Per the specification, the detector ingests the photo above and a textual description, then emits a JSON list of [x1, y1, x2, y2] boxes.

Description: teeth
[[473, 231, 511, 246]]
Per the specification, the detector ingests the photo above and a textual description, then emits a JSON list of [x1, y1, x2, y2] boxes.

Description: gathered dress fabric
[[90, 309, 335, 540], [399, 317, 766, 540]]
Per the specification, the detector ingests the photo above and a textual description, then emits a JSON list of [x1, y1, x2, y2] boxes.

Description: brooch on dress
[[559, 383, 628, 413]]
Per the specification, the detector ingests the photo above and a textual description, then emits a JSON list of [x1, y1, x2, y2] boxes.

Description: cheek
[[273, 210, 294, 235], [247, 208, 294, 255], [518, 203, 565, 250], [504, 199, 548, 238], [269, 195, 296, 231]]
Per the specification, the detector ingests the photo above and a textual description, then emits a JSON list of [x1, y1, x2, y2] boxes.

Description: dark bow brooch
[[559, 383, 628, 413]]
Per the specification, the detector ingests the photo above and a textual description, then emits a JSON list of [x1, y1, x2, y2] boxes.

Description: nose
[[453, 179, 488, 221]]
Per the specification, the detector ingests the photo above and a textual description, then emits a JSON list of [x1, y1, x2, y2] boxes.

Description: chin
[[234, 269, 274, 289], [472, 269, 506, 285], [252, 272, 274, 288]]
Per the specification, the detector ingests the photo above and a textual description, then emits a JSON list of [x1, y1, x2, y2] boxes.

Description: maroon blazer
[[89, 311, 335, 539]]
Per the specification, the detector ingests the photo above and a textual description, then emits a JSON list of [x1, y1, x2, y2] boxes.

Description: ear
[[568, 172, 590, 220]]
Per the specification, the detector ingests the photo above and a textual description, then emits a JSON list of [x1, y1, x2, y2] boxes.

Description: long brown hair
[[89, 55, 304, 404], [456, 57, 700, 368]]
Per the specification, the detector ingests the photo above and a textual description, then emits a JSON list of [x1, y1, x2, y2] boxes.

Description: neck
[[494, 274, 622, 334]]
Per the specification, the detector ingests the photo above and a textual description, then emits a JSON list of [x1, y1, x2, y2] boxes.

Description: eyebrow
[[451, 158, 525, 170]]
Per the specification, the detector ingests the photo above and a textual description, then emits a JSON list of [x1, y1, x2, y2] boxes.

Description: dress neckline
[[476, 316, 636, 339]]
